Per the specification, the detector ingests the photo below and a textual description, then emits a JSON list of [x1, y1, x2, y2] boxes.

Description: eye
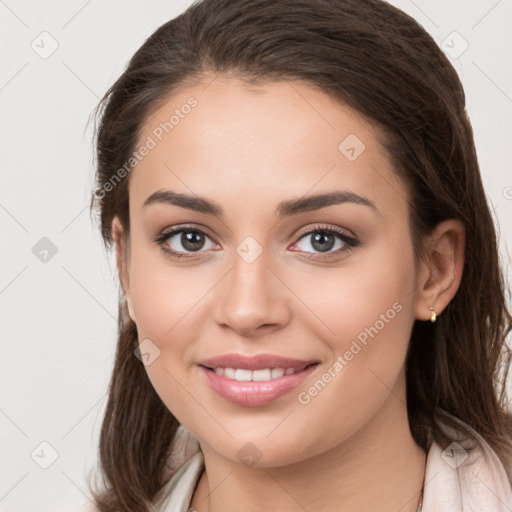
[[290, 224, 359, 260], [153, 225, 217, 259], [153, 223, 359, 261]]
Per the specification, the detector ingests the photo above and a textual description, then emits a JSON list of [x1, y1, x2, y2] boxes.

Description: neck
[[190, 373, 426, 512]]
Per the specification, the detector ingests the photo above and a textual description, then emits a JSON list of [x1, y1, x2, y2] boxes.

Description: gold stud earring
[[429, 307, 437, 323]]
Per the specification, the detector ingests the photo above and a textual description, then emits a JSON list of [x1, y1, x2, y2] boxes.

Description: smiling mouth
[[198, 361, 320, 407], [201, 362, 319, 382]]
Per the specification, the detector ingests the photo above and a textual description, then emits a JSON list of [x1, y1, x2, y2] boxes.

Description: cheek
[[127, 249, 213, 423], [290, 228, 416, 349], [293, 297, 414, 455], [128, 240, 212, 341], [290, 238, 414, 370], [288, 237, 416, 438]]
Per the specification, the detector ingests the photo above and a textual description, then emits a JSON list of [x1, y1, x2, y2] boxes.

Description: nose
[[214, 251, 291, 337]]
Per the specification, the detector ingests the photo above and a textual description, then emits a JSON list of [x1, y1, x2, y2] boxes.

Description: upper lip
[[198, 353, 320, 371]]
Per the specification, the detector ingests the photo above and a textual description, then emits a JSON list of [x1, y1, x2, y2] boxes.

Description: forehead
[[129, 77, 408, 218]]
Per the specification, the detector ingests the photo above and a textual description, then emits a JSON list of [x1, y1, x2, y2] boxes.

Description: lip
[[197, 353, 320, 407]]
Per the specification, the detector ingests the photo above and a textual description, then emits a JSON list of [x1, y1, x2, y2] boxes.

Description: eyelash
[[152, 223, 360, 261]]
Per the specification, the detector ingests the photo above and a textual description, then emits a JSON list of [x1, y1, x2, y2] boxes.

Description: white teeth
[[223, 368, 236, 379], [271, 368, 285, 379], [234, 369, 252, 381], [215, 367, 297, 381], [252, 369, 272, 381]]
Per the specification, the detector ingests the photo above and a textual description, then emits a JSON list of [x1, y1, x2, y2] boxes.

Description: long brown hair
[[88, 0, 512, 509]]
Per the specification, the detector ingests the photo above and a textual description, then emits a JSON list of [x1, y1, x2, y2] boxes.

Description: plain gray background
[[1, 1, 511, 510]]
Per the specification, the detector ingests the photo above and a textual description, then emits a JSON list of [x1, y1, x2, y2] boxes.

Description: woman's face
[[114, 77, 426, 467]]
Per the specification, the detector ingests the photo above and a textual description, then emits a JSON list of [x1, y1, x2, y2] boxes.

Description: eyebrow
[[142, 189, 377, 218]]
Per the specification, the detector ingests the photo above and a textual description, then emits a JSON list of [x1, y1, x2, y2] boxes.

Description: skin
[[111, 76, 465, 512]]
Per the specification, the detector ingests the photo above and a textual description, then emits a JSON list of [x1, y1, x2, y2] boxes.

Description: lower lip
[[199, 364, 319, 407]]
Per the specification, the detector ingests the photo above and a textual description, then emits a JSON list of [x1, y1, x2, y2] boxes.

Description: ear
[[413, 219, 465, 322], [111, 216, 136, 324]]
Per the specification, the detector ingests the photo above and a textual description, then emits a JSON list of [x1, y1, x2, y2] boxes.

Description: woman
[[84, 0, 512, 510]]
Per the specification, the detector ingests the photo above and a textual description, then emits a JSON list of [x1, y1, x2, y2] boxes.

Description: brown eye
[[154, 226, 217, 258], [178, 230, 207, 252], [290, 225, 360, 260], [294, 229, 356, 254], [309, 231, 337, 252]]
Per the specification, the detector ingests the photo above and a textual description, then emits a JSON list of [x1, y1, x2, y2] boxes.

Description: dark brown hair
[[88, 0, 512, 509]]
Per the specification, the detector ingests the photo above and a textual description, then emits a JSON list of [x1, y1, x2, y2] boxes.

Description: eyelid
[[289, 223, 359, 260], [157, 223, 217, 242], [293, 222, 356, 241]]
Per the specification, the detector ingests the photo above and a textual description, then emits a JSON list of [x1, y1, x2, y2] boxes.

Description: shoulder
[[423, 410, 512, 511]]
